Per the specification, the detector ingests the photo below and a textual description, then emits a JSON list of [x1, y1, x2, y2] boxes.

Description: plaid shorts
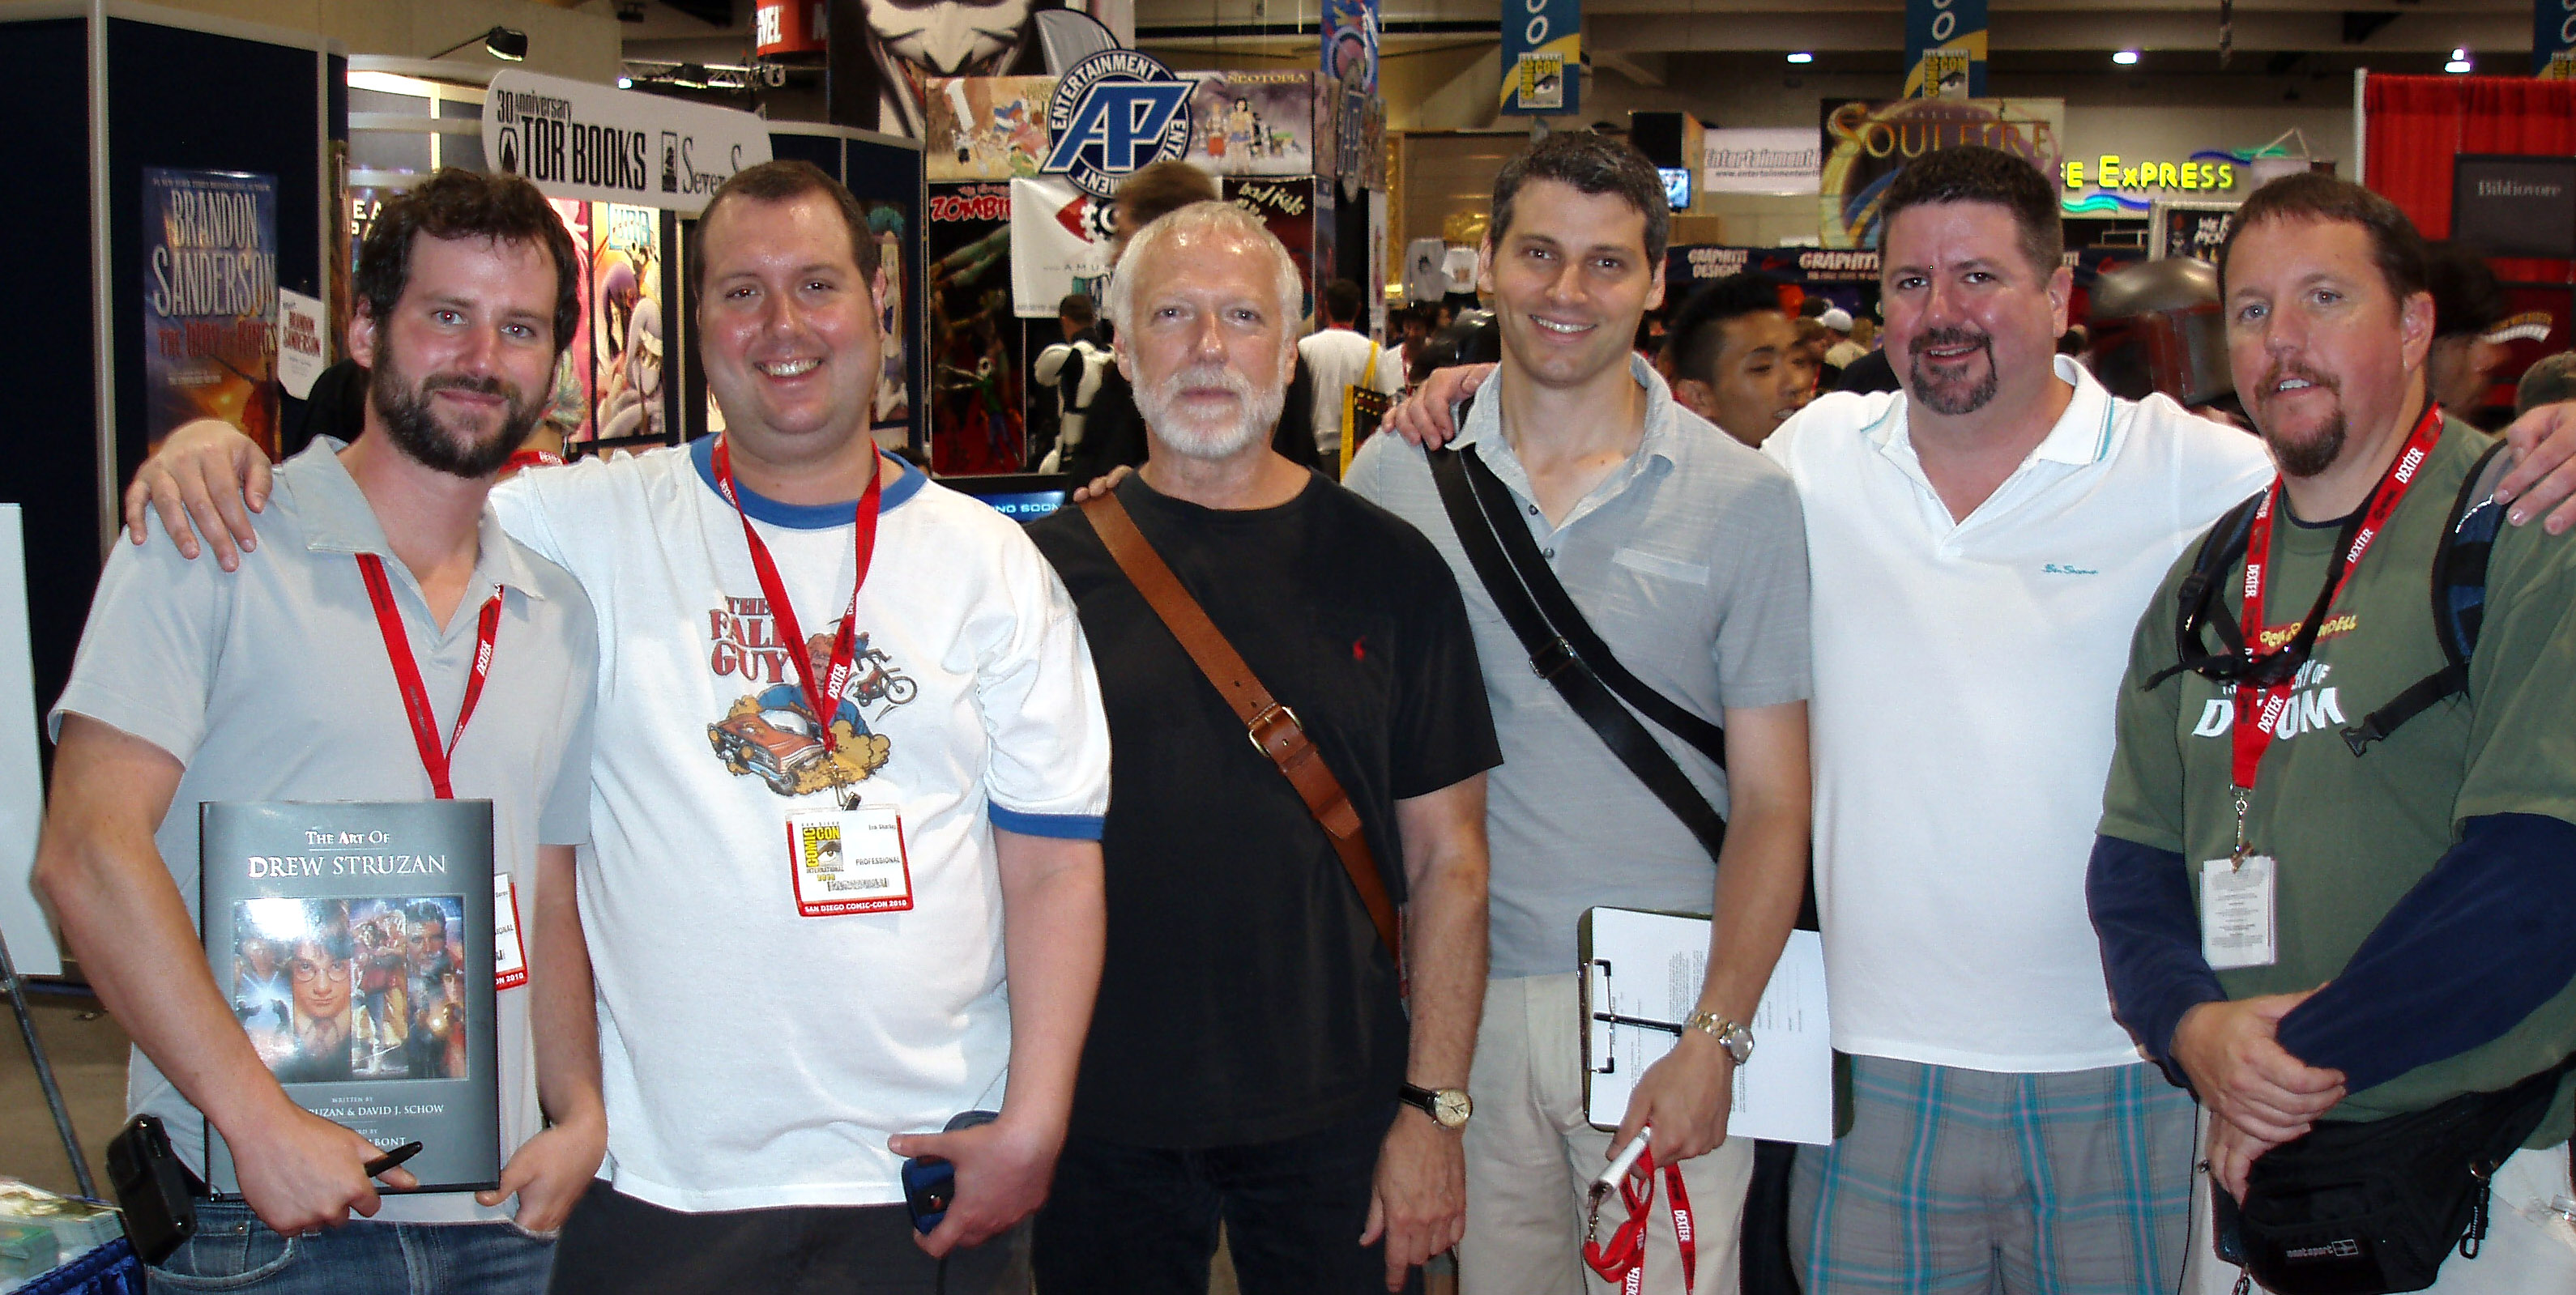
[[1789, 1055, 2196, 1294]]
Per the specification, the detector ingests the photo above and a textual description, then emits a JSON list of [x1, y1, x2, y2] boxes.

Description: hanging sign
[[484, 69, 771, 215], [1904, 0, 1986, 97], [1042, 49, 1196, 198], [753, 0, 825, 55], [1500, 0, 1580, 116], [1704, 127, 1822, 195]]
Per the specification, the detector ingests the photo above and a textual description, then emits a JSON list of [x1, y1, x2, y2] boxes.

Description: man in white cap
[[1819, 308, 1867, 371]]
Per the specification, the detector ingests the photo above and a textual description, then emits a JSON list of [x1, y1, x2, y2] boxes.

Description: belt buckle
[[1246, 701, 1303, 756]]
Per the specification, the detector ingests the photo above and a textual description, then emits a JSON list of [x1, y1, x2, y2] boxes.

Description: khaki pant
[[2186, 1127, 2576, 1295], [1460, 973, 1755, 1295]]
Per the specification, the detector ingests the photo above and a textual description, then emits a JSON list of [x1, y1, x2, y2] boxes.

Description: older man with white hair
[[1023, 200, 1502, 1295]]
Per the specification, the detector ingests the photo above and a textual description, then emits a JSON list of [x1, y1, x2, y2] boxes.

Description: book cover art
[[200, 801, 499, 1195], [143, 168, 279, 458], [592, 203, 664, 443]]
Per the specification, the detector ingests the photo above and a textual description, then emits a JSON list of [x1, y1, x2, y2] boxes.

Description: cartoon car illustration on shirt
[[709, 708, 830, 795]]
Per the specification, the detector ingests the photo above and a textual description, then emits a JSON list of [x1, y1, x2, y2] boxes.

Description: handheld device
[[105, 1114, 199, 1265], [902, 1110, 1000, 1235]]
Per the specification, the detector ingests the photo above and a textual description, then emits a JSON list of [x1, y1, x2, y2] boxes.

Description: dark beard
[[1906, 327, 1999, 416], [368, 353, 541, 479], [2267, 413, 2347, 479], [2256, 364, 2347, 479]]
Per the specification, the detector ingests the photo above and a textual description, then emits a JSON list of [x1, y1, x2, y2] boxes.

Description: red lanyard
[[357, 555, 503, 801], [710, 436, 884, 756], [2229, 405, 2444, 818], [1583, 1148, 1697, 1295]]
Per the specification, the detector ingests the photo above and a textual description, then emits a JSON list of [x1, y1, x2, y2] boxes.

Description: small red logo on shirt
[[1352, 637, 1367, 661]]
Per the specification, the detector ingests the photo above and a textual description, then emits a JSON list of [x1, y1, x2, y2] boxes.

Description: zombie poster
[[1184, 71, 1317, 178], [1226, 177, 1317, 321], [143, 168, 279, 456], [927, 182, 1025, 474], [923, 76, 1056, 181], [591, 204, 665, 442]]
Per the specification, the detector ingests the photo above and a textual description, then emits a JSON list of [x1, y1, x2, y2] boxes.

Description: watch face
[[1433, 1089, 1472, 1127]]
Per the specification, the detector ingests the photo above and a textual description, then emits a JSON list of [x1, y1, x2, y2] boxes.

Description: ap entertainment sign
[[484, 70, 771, 216]]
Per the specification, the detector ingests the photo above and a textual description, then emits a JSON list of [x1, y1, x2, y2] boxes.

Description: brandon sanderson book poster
[[201, 800, 498, 1195], [143, 168, 279, 457]]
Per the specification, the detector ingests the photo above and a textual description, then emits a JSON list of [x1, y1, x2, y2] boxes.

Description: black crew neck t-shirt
[[1027, 471, 1500, 1148]]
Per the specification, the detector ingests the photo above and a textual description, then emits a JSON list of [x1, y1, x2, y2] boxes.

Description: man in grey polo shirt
[[1346, 132, 1812, 1295], [35, 170, 601, 1293]]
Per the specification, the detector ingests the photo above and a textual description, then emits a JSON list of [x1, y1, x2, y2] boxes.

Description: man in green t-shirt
[[2088, 173, 2576, 1293]]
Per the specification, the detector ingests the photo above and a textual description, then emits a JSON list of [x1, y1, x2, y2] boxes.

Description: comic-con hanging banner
[[143, 168, 279, 456], [1904, 0, 1986, 98], [1500, 0, 1580, 115]]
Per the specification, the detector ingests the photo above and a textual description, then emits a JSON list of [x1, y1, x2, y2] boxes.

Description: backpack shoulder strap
[[2143, 488, 2266, 692], [2340, 440, 2513, 755]]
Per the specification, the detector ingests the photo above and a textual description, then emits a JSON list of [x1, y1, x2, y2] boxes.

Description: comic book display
[[592, 204, 666, 441], [200, 800, 499, 1195]]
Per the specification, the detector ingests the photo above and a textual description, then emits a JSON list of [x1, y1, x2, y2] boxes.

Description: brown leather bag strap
[[1080, 491, 1402, 963]]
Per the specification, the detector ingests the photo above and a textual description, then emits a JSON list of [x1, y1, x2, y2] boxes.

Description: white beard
[[1137, 363, 1283, 462]]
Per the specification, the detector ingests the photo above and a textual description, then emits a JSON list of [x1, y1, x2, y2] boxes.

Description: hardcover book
[[200, 800, 499, 1195]]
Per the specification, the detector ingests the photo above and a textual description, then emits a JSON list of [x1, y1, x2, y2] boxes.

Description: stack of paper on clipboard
[[1579, 906, 1833, 1145]]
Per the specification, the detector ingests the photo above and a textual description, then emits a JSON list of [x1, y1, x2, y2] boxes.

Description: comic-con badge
[[493, 873, 527, 991], [787, 806, 913, 917], [1040, 49, 1196, 198]]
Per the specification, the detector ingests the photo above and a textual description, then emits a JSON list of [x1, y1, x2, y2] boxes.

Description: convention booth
[[917, 60, 1387, 474]]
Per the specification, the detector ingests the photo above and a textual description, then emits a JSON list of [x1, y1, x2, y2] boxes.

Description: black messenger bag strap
[[1426, 442, 1729, 863]]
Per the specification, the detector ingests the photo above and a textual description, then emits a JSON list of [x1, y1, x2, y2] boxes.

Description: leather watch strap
[[1080, 490, 1403, 964]]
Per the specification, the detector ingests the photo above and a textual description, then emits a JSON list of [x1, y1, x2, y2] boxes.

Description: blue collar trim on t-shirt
[[690, 434, 927, 529]]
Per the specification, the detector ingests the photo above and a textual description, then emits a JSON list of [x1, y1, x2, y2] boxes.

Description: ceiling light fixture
[[1786, 51, 1814, 64], [2113, 49, 2140, 65], [424, 25, 527, 62]]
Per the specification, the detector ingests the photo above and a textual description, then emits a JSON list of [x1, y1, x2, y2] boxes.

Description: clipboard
[[1577, 906, 1835, 1146]]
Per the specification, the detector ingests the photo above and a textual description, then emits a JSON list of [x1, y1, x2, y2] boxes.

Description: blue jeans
[[147, 1201, 552, 1294]]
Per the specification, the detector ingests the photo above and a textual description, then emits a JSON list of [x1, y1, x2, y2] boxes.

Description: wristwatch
[[1684, 1011, 1755, 1066], [1399, 1083, 1474, 1130]]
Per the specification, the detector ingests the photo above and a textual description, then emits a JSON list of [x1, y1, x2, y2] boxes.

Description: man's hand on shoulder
[[1385, 364, 1497, 451], [2170, 991, 2345, 1144], [1068, 465, 1132, 504], [122, 419, 273, 571], [1360, 1107, 1465, 1292], [228, 1101, 418, 1236], [887, 1113, 1060, 1259], [2496, 399, 2576, 533]]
